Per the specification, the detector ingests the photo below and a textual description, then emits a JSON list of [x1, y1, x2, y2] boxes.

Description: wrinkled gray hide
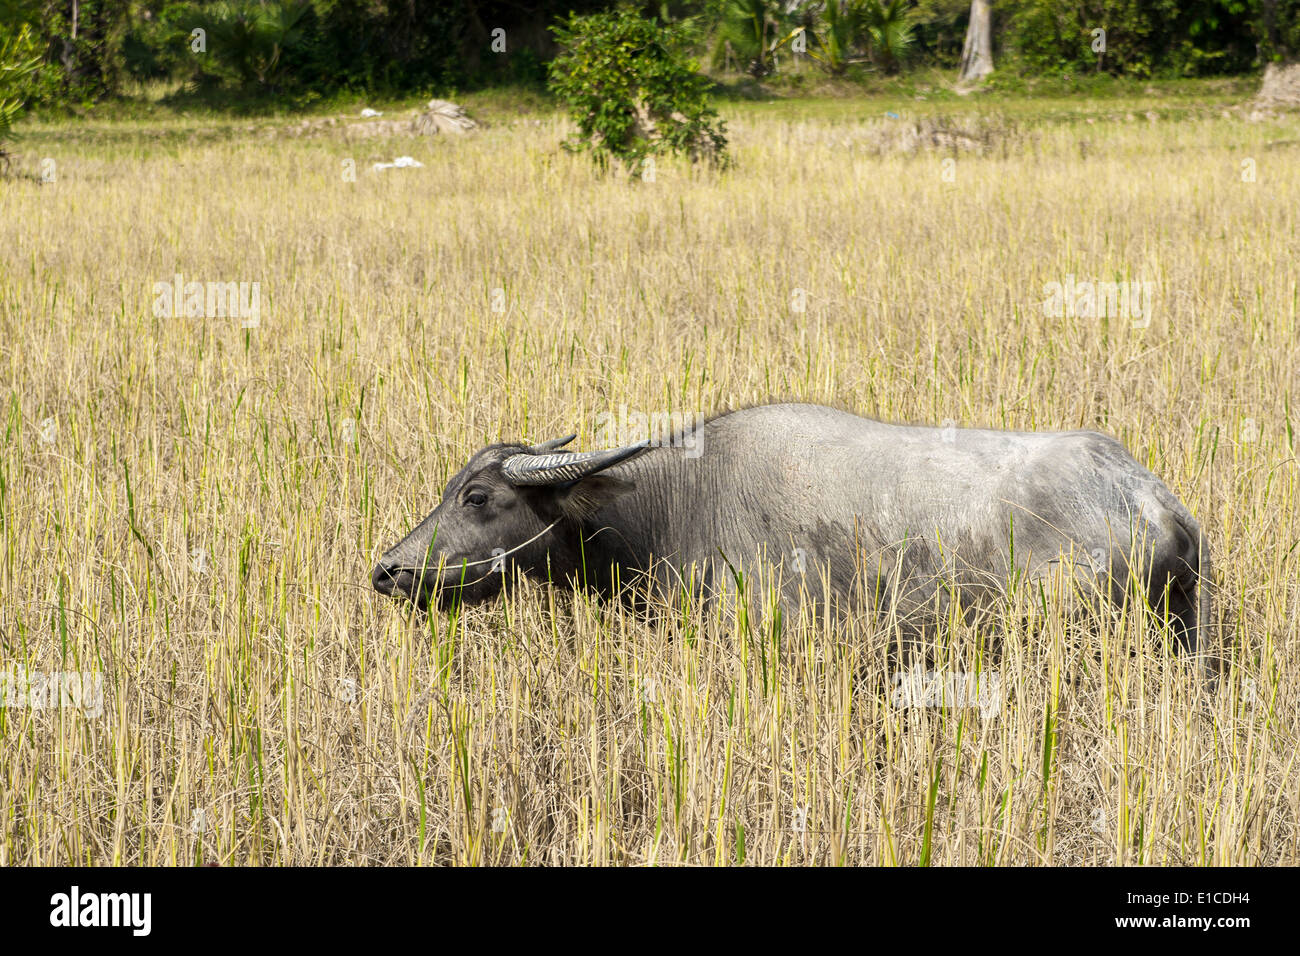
[[372, 403, 1211, 657]]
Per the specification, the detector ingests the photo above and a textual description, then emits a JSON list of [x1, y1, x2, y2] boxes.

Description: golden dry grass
[[0, 92, 1297, 865]]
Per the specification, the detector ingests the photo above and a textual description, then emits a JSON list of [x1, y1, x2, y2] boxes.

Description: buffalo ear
[[557, 475, 635, 523]]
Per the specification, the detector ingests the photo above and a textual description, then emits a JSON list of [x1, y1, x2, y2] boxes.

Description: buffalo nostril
[[372, 562, 396, 595], [373, 562, 423, 602]]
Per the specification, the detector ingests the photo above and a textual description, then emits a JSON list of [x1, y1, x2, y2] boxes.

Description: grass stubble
[[0, 89, 1297, 865]]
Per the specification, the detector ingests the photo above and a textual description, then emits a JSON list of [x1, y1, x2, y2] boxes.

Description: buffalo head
[[371, 433, 647, 609]]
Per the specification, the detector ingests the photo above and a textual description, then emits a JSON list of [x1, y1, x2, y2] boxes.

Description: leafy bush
[[549, 7, 729, 174], [1259, 0, 1300, 62], [999, 0, 1257, 78], [1, 0, 127, 109]]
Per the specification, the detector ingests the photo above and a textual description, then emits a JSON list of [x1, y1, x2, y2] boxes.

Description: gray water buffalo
[[372, 403, 1211, 657]]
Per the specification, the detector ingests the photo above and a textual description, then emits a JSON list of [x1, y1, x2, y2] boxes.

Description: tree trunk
[[1254, 60, 1300, 109], [959, 0, 994, 83]]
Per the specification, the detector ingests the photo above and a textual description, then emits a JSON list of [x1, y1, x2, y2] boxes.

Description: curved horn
[[501, 440, 649, 486], [531, 433, 577, 453]]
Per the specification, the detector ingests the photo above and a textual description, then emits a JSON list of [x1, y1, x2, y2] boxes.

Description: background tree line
[[1, 0, 1298, 114]]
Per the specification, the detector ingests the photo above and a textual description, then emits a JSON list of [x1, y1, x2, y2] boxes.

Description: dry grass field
[[1, 86, 1297, 865]]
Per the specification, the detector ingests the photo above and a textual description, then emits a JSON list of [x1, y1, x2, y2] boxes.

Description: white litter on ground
[[359, 107, 382, 117], [371, 156, 424, 172]]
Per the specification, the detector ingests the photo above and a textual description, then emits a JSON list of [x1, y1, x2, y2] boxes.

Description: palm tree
[[859, 0, 916, 75], [715, 0, 781, 76], [0, 23, 41, 172], [715, 0, 814, 77], [809, 1, 858, 76], [190, 0, 311, 91]]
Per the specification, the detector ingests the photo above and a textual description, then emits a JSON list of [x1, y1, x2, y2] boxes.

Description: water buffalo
[[372, 403, 1211, 659]]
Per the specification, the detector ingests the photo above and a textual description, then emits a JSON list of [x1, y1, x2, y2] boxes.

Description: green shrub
[[1258, 0, 1300, 62], [999, 0, 1257, 78], [548, 7, 730, 174]]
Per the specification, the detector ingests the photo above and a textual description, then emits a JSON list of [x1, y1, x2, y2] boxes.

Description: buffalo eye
[[465, 490, 488, 508]]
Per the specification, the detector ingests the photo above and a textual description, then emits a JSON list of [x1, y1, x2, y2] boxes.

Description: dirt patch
[[858, 115, 1020, 156], [273, 99, 479, 140]]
